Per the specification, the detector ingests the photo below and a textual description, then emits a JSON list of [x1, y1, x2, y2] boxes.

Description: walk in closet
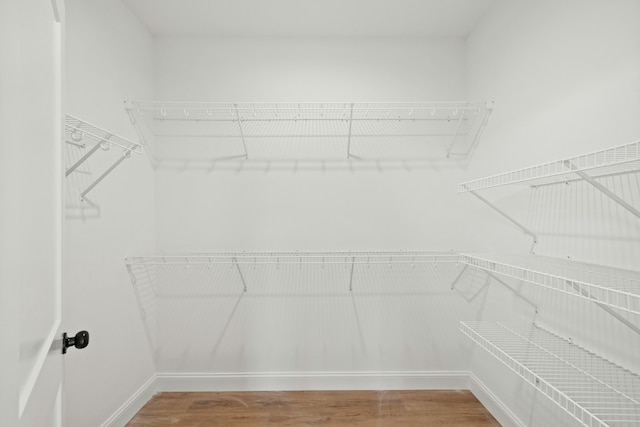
[[4, 0, 639, 426]]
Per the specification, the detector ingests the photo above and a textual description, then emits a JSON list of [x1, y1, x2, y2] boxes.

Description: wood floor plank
[[126, 390, 500, 426]]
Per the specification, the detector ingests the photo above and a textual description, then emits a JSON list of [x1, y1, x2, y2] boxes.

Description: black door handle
[[62, 331, 89, 354]]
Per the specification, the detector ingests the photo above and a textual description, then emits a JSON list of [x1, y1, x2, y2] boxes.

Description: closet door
[[0, 0, 65, 425]]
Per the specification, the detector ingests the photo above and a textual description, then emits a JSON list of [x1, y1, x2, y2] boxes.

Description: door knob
[[62, 330, 89, 354]]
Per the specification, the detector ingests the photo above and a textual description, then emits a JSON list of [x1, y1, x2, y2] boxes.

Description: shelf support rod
[[566, 280, 640, 336], [348, 256, 355, 291], [466, 107, 491, 156], [232, 257, 248, 292], [65, 136, 108, 177], [469, 190, 538, 243], [450, 264, 469, 290], [346, 103, 354, 158], [446, 108, 465, 158], [80, 150, 130, 200], [565, 161, 640, 220], [234, 104, 249, 159]]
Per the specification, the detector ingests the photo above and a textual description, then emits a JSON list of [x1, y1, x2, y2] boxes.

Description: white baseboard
[[100, 374, 157, 427], [468, 373, 524, 427], [102, 371, 519, 427], [154, 370, 469, 392]]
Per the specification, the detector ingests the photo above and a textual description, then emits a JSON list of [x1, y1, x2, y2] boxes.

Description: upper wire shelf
[[125, 101, 493, 162], [461, 321, 640, 427], [460, 253, 640, 315], [458, 141, 640, 192], [64, 114, 143, 200]]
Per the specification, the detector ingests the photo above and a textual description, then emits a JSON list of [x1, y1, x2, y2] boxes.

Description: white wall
[[153, 37, 515, 254], [64, 1, 156, 426], [62, 1, 640, 424], [148, 37, 504, 379], [466, 1, 640, 425], [155, 36, 467, 102]]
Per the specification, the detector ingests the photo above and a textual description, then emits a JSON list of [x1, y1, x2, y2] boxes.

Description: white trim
[[101, 375, 157, 427], [468, 373, 525, 427], [155, 371, 469, 392], [102, 371, 521, 426]]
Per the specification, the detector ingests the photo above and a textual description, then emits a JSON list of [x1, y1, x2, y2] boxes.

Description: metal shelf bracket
[[468, 190, 538, 245], [232, 257, 248, 292], [565, 160, 640, 220]]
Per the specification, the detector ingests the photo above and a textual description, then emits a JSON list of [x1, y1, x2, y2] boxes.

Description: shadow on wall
[[149, 156, 471, 174], [451, 265, 539, 323], [126, 260, 483, 372], [144, 132, 478, 173]]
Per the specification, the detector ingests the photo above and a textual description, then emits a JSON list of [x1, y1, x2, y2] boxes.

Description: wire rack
[[458, 141, 640, 192], [125, 101, 493, 161], [460, 253, 640, 315], [125, 251, 461, 297], [461, 321, 640, 427], [126, 251, 460, 266], [64, 115, 143, 200]]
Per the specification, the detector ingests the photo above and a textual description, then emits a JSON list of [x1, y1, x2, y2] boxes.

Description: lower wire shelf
[[461, 321, 640, 427], [126, 251, 459, 266]]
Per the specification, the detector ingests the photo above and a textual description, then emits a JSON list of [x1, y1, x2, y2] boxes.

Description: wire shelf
[[126, 251, 460, 295], [125, 251, 461, 321], [461, 321, 640, 427], [126, 251, 460, 266], [460, 253, 640, 315], [458, 141, 640, 192], [65, 114, 143, 155], [125, 101, 493, 161], [64, 114, 143, 200]]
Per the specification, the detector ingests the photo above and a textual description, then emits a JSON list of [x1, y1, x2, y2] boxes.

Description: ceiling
[[122, 0, 495, 38]]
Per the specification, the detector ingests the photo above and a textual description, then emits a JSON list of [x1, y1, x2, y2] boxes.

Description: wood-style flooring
[[126, 390, 501, 426]]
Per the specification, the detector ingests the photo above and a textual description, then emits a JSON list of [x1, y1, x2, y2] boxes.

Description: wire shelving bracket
[[461, 321, 640, 427], [124, 101, 493, 162], [65, 114, 143, 200]]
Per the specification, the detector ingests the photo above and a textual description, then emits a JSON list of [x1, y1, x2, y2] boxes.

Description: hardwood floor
[[127, 390, 501, 426]]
